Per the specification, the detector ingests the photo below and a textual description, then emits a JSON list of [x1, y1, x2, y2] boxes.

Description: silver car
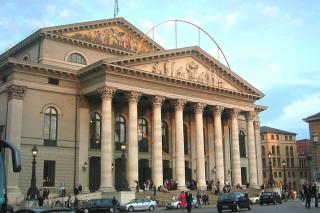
[[120, 198, 157, 212], [166, 197, 199, 209]]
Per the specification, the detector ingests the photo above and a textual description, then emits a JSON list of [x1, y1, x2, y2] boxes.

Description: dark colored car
[[76, 199, 116, 213], [15, 207, 75, 213], [216, 192, 252, 213], [259, 192, 282, 205]]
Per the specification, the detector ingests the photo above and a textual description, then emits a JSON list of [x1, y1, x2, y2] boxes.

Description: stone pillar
[[194, 103, 206, 190], [213, 106, 225, 186], [207, 119, 215, 181], [152, 96, 165, 187], [174, 99, 186, 190], [231, 109, 242, 186], [77, 96, 90, 192], [127, 91, 142, 190], [98, 86, 116, 191], [254, 118, 263, 186], [246, 112, 258, 186], [5, 84, 25, 203]]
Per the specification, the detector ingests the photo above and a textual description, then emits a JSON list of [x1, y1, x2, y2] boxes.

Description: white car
[[120, 198, 157, 212], [249, 194, 260, 204]]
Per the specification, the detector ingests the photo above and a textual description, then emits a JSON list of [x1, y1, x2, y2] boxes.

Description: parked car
[[166, 196, 200, 209], [76, 198, 116, 213], [216, 192, 252, 213], [249, 194, 260, 204], [120, 198, 156, 212], [259, 192, 282, 205], [15, 207, 75, 213]]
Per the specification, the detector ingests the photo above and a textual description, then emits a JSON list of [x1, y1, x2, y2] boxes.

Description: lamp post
[[120, 145, 129, 191], [282, 160, 287, 191], [27, 146, 38, 200], [312, 132, 318, 182], [268, 152, 275, 188]]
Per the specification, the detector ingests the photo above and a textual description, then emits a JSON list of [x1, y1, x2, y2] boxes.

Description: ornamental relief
[[131, 57, 238, 91]]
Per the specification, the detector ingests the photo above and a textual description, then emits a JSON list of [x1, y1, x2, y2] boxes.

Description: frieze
[[6, 84, 26, 100]]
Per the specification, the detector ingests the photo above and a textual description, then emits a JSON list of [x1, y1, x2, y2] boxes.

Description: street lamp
[[120, 144, 130, 191], [268, 152, 275, 188], [27, 145, 38, 200], [282, 160, 287, 191], [312, 132, 318, 181]]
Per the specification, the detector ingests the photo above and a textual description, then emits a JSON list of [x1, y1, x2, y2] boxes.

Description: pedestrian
[[186, 192, 193, 213], [312, 183, 318, 208], [74, 195, 79, 207], [304, 184, 311, 208], [179, 191, 187, 212], [112, 197, 118, 213], [153, 185, 157, 198], [196, 191, 201, 208], [38, 190, 44, 207]]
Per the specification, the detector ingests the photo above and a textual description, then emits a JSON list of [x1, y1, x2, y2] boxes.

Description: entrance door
[[241, 167, 247, 185], [163, 160, 172, 181], [115, 158, 122, 191], [89, 157, 100, 192], [139, 159, 151, 188], [185, 161, 192, 184]]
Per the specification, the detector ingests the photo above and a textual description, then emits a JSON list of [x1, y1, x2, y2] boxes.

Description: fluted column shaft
[[231, 109, 241, 186], [152, 96, 165, 187], [99, 86, 116, 191], [127, 91, 141, 190], [175, 99, 186, 190], [247, 112, 258, 186], [213, 106, 225, 186], [195, 103, 206, 190]]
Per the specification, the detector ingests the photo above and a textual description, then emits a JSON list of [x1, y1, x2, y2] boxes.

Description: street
[[155, 201, 319, 213]]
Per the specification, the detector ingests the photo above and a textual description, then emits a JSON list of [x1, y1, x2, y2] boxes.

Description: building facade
[[303, 112, 320, 182], [296, 139, 312, 183], [0, 18, 265, 203], [260, 126, 300, 190]]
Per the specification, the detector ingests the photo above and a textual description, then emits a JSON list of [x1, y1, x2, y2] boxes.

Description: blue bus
[[0, 140, 21, 212]]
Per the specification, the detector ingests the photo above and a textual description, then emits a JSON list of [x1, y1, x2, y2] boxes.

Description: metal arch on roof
[[136, 19, 231, 70]]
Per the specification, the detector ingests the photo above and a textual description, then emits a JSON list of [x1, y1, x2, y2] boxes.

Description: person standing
[[153, 185, 157, 198], [196, 191, 202, 208], [179, 191, 187, 212], [304, 184, 311, 209], [112, 197, 118, 213], [186, 192, 193, 213], [312, 183, 318, 208]]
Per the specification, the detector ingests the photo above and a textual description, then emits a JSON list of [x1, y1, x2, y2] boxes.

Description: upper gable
[[130, 56, 241, 92]]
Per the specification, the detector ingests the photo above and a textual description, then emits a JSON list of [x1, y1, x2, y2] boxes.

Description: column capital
[[6, 84, 26, 100], [231, 108, 241, 119], [152, 95, 166, 106], [174, 99, 187, 111], [127, 91, 142, 103], [213, 106, 224, 116], [79, 96, 89, 108], [98, 86, 116, 100], [254, 121, 260, 129], [246, 111, 256, 121], [194, 103, 206, 113]]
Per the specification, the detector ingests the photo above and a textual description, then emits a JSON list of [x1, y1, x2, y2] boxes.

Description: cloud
[[127, 0, 138, 9], [59, 10, 74, 19], [221, 12, 239, 31], [256, 3, 279, 17]]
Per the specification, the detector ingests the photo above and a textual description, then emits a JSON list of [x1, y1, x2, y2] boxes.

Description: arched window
[[290, 146, 293, 156], [239, 130, 246, 158], [138, 118, 148, 152], [272, 145, 275, 155], [90, 112, 101, 149], [44, 107, 58, 146], [261, 146, 265, 156], [184, 124, 188, 155], [162, 121, 169, 153], [277, 146, 280, 155], [115, 115, 126, 150], [22, 55, 30, 61], [285, 146, 289, 156], [68, 53, 87, 65]]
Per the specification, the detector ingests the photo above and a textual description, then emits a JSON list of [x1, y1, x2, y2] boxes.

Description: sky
[[0, 0, 319, 139]]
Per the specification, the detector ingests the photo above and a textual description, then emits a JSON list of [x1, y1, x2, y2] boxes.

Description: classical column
[[5, 84, 25, 203], [175, 99, 186, 190], [195, 103, 206, 190], [98, 86, 116, 191], [127, 91, 142, 190], [254, 118, 263, 186], [231, 109, 242, 186], [77, 96, 90, 192], [152, 96, 165, 187], [246, 111, 258, 186], [213, 106, 225, 186]]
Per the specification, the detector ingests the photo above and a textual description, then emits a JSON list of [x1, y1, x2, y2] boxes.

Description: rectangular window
[[300, 171, 303, 177], [291, 158, 294, 168], [289, 136, 292, 140], [262, 158, 266, 168], [277, 158, 281, 167], [48, 78, 59, 85], [273, 158, 276, 167], [287, 158, 290, 168], [271, 134, 274, 140], [279, 172, 282, 177], [276, 135, 279, 140], [292, 172, 295, 177], [43, 160, 55, 187], [261, 135, 264, 140], [263, 172, 266, 178], [305, 172, 307, 177], [274, 172, 277, 178], [288, 172, 291, 177], [285, 136, 288, 140]]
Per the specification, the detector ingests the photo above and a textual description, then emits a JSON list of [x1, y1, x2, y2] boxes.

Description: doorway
[[89, 157, 100, 192]]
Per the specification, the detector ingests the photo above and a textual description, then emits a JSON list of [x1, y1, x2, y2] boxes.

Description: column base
[[102, 191, 136, 205], [7, 186, 23, 205], [197, 186, 207, 191], [177, 185, 187, 191], [99, 186, 115, 192]]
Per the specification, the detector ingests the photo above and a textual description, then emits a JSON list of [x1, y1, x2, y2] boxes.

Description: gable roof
[[103, 46, 264, 98], [303, 112, 320, 122], [260, 126, 296, 135]]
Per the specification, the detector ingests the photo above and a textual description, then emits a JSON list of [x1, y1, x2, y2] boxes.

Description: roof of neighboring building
[[260, 126, 297, 135], [303, 112, 320, 122]]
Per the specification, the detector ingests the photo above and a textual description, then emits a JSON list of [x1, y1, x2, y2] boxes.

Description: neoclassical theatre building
[[0, 18, 265, 201]]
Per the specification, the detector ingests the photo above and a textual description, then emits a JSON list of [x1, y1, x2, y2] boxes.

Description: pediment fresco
[[62, 26, 152, 53], [130, 57, 240, 91]]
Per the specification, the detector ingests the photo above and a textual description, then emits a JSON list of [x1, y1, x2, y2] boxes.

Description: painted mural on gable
[[62, 26, 151, 53], [131, 57, 239, 91]]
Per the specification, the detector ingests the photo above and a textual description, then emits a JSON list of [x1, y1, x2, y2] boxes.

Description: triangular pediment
[[41, 17, 164, 54]]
